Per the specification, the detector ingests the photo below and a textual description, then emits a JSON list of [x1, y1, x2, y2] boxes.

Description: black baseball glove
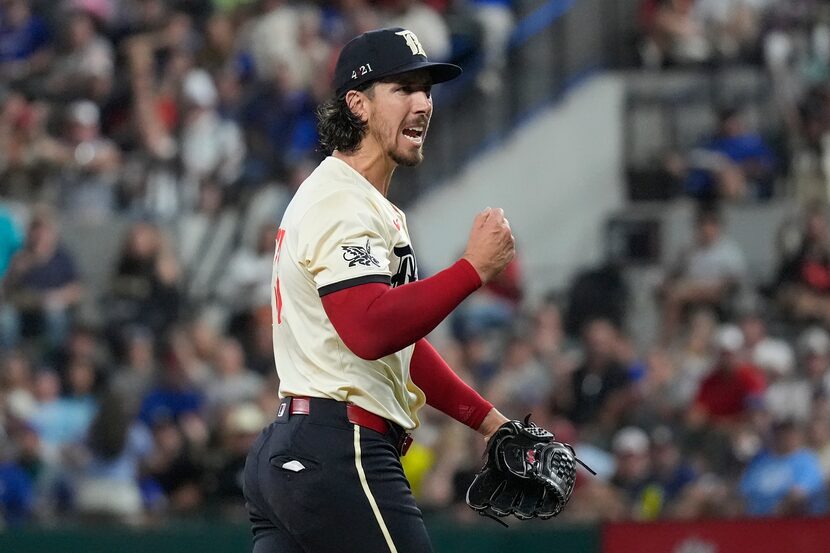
[[466, 416, 591, 522]]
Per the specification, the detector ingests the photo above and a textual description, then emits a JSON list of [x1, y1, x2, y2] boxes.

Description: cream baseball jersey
[[271, 156, 425, 429]]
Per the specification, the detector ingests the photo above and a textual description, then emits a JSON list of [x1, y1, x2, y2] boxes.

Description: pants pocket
[[268, 453, 325, 535]]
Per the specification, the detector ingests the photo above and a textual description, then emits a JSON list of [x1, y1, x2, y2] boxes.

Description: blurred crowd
[[638, 0, 830, 203], [411, 201, 830, 524], [3, 0, 830, 533], [0, 0, 518, 529]]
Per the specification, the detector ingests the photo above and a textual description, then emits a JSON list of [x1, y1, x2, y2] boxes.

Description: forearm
[[410, 339, 493, 430], [322, 259, 481, 360]]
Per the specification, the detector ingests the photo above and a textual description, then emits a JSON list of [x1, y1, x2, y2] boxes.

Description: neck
[[333, 140, 396, 197]]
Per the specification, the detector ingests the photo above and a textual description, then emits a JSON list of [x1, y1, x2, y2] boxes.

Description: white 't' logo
[[395, 30, 426, 56]]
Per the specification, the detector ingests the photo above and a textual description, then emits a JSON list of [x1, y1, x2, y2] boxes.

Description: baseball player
[[243, 28, 515, 552]]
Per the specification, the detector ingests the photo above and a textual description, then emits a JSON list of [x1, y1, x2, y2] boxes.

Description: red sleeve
[[321, 258, 481, 360], [410, 339, 492, 429]]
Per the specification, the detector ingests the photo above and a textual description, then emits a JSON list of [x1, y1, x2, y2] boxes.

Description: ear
[[345, 90, 369, 123]]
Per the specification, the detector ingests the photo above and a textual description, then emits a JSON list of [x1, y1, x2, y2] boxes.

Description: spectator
[[49, 100, 122, 222], [179, 68, 245, 203], [635, 346, 688, 424], [639, 0, 711, 68], [564, 262, 628, 338], [0, 203, 22, 281], [738, 305, 777, 359], [754, 339, 811, 423], [48, 322, 109, 381], [0, 349, 36, 422], [0, 93, 58, 201], [383, 0, 451, 62], [665, 307, 717, 411], [688, 324, 766, 428], [0, 459, 33, 527], [485, 334, 551, 418], [0, 0, 52, 82], [73, 393, 153, 523], [694, 0, 771, 62], [138, 358, 204, 429], [648, 425, 697, 518], [167, 324, 212, 388], [108, 221, 180, 336], [144, 413, 208, 512], [217, 220, 275, 334], [558, 318, 633, 433], [807, 414, 830, 481], [796, 326, 830, 396], [531, 299, 578, 393], [609, 426, 653, 519], [658, 207, 746, 344], [203, 337, 263, 422], [775, 204, 830, 325], [44, 9, 114, 101], [28, 369, 96, 460], [176, 181, 239, 304], [109, 326, 159, 411], [237, 61, 319, 181], [671, 108, 777, 201], [246, 0, 304, 82], [451, 255, 523, 342], [739, 418, 826, 516], [1, 206, 83, 352], [469, 0, 514, 94], [197, 12, 249, 76], [208, 402, 266, 516]]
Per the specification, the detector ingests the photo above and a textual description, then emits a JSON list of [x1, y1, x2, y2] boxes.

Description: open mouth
[[402, 126, 424, 145]]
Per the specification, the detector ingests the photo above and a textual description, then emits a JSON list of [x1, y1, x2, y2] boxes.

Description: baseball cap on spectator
[[227, 403, 267, 434], [612, 426, 650, 455], [798, 326, 830, 357], [68, 100, 100, 126], [714, 324, 744, 352], [753, 340, 795, 376], [333, 27, 462, 98], [183, 69, 218, 108]]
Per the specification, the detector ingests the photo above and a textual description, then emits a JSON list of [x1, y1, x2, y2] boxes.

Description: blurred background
[[1, 0, 830, 551]]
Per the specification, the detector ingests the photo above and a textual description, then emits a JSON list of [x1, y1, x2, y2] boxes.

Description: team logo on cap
[[395, 30, 426, 56]]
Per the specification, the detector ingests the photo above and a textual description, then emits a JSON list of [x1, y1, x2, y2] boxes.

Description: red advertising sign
[[603, 517, 830, 553]]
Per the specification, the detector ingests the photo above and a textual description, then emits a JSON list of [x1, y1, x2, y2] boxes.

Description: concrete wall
[[408, 75, 626, 301]]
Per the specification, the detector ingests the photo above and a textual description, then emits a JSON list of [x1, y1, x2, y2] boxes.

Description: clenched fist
[[462, 207, 515, 284]]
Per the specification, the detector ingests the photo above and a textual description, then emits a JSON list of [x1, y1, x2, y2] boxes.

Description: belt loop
[[399, 433, 413, 456]]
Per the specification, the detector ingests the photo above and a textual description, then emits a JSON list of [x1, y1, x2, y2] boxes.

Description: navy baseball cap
[[333, 28, 462, 98]]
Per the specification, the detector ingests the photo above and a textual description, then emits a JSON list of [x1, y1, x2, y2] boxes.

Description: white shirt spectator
[[682, 236, 747, 284], [385, 1, 451, 62]]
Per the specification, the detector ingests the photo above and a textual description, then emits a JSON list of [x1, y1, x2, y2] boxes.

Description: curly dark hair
[[316, 96, 367, 155], [316, 82, 384, 155]]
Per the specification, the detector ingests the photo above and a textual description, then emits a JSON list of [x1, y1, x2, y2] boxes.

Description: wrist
[[477, 408, 509, 440], [458, 257, 485, 287]]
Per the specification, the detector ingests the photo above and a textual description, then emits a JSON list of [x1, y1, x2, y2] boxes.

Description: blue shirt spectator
[[139, 360, 206, 428], [740, 422, 826, 516], [684, 109, 777, 200], [0, 2, 49, 60], [0, 462, 33, 526], [31, 396, 97, 449]]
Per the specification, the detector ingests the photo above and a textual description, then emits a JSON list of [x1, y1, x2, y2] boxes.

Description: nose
[[412, 91, 432, 115]]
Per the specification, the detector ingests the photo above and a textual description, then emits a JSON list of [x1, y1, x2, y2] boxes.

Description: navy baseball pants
[[243, 397, 434, 552]]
